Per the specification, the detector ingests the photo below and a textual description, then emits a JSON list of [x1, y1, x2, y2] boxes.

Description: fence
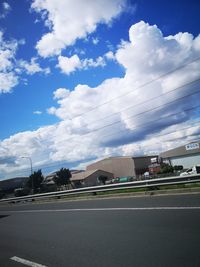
[[0, 174, 200, 204]]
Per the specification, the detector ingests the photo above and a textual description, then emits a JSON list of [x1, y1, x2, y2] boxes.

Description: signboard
[[185, 143, 199, 151], [151, 157, 157, 163]]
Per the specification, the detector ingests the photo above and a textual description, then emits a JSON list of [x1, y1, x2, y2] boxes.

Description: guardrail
[[0, 174, 200, 204]]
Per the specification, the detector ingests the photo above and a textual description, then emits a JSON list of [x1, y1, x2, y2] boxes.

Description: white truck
[[180, 165, 200, 176]]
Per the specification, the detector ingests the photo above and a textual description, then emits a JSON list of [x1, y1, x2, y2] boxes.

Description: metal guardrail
[[0, 174, 200, 204]]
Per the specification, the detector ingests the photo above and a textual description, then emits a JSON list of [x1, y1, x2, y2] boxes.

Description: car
[[180, 165, 200, 176]]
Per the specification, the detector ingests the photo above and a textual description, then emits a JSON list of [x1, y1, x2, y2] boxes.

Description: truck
[[180, 165, 200, 176]]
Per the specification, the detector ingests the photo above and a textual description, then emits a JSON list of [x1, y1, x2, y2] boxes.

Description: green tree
[[158, 163, 174, 174], [26, 169, 44, 193], [53, 168, 72, 187]]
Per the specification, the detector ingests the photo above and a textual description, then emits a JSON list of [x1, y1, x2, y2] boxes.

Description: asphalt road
[[0, 193, 200, 267]]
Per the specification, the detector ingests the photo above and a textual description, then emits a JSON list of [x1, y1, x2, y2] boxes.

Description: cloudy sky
[[0, 0, 200, 179]]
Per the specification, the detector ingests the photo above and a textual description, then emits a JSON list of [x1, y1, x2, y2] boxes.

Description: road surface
[[0, 193, 200, 267]]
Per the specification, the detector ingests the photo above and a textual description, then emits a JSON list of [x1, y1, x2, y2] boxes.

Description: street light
[[21, 156, 33, 193]]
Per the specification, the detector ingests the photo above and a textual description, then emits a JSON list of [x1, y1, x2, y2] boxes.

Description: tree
[[174, 165, 183, 171], [158, 163, 174, 174], [53, 168, 72, 187], [26, 169, 44, 193], [98, 175, 108, 185]]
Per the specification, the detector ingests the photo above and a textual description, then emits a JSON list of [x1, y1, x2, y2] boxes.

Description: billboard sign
[[185, 143, 199, 151]]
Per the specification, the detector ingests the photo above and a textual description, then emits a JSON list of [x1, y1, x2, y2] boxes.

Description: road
[[0, 193, 200, 267]]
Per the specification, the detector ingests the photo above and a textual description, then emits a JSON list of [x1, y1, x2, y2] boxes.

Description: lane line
[[10, 256, 47, 267], [3, 207, 200, 213]]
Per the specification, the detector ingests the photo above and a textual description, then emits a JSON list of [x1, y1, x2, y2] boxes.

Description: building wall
[[71, 169, 114, 187], [87, 157, 135, 178], [160, 141, 200, 168], [134, 156, 158, 175], [160, 141, 200, 158], [169, 154, 200, 169], [85, 170, 113, 186]]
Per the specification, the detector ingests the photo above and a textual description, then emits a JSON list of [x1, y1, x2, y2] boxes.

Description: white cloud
[[57, 55, 81, 75], [0, 72, 18, 93], [1, 21, 200, 178], [53, 88, 70, 99], [3, 2, 10, 10], [0, 31, 20, 93], [0, 31, 51, 93], [92, 37, 99, 45], [0, 2, 11, 19], [57, 54, 106, 74], [33, 110, 42, 115], [19, 57, 50, 75], [105, 51, 115, 60], [31, 0, 127, 57]]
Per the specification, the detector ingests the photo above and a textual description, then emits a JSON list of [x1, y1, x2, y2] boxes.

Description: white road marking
[[10, 256, 47, 267], [4, 206, 200, 213]]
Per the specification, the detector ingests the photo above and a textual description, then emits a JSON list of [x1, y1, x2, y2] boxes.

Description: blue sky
[[0, 0, 200, 179]]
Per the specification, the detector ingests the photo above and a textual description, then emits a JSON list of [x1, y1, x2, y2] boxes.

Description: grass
[[58, 182, 200, 200]]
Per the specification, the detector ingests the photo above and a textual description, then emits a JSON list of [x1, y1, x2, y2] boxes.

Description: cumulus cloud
[[1, 21, 200, 178], [53, 88, 70, 99], [0, 2, 11, 19], [0, 31, 20, 93], [57, 55, 81, 75], [0, 32, 51, 93], [19, 57, 50, 75], [92, 37, 99, 45], [31, 0, 127, 57], [0, 31, 51, 94], [33, 110, 42, 115], [57, 54, 108, 74], [46, 21, 200, 155]]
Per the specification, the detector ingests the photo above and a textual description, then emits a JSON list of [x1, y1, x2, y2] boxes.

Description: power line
[[18, 82, 200, 162], [25, 77, 200, 155], [5, 74, 199, 165], [68, 56, 200, 120], [6, 123, 200, 178], [2, 59, 200, 177], [54, 88, 200, 144], [10, 77, 199, 165], [90, 88, 200, 133], [6, 114, 200, 177], [98, 104, 200, 142], [88, 77, 200, 125]]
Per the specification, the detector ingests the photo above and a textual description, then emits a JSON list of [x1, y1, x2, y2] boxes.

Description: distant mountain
[[0, 177, 28, 193]]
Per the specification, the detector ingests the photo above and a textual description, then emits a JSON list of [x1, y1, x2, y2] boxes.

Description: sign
[[151, 157, 157, 163], [185, 143, 199, 151]]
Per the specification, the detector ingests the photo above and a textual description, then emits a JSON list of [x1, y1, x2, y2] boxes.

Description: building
[[71, 169, 113, 187], [159, 141, 200, 168], [86, 156, 159, 178]]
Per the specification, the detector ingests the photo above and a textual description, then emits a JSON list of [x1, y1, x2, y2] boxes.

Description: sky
[[0, 0, 200, 180]]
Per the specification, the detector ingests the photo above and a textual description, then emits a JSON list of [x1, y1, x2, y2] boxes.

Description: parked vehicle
[[111, 176, 135, 183], [180, 165, 200, 176]]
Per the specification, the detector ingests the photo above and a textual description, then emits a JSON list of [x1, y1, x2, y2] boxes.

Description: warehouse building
[[71, 169, 113, 187], [159, 141, 200, 168], [86, 156, 158, 178]]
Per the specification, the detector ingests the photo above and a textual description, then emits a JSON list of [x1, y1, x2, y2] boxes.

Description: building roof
[[71, 169, 113, 181], [160, 141, 200, 159]]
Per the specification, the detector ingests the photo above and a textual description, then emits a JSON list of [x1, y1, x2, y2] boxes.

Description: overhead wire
[[7, 122, 200, 177], [68, 56, 200, 120], [2, 57, 200, 177]]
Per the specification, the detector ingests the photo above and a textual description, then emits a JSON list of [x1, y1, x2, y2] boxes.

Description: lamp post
[[21, 156, 33, 193]]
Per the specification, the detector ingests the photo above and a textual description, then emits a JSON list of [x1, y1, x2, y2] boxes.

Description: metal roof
[[160, 141, 200, 159]]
